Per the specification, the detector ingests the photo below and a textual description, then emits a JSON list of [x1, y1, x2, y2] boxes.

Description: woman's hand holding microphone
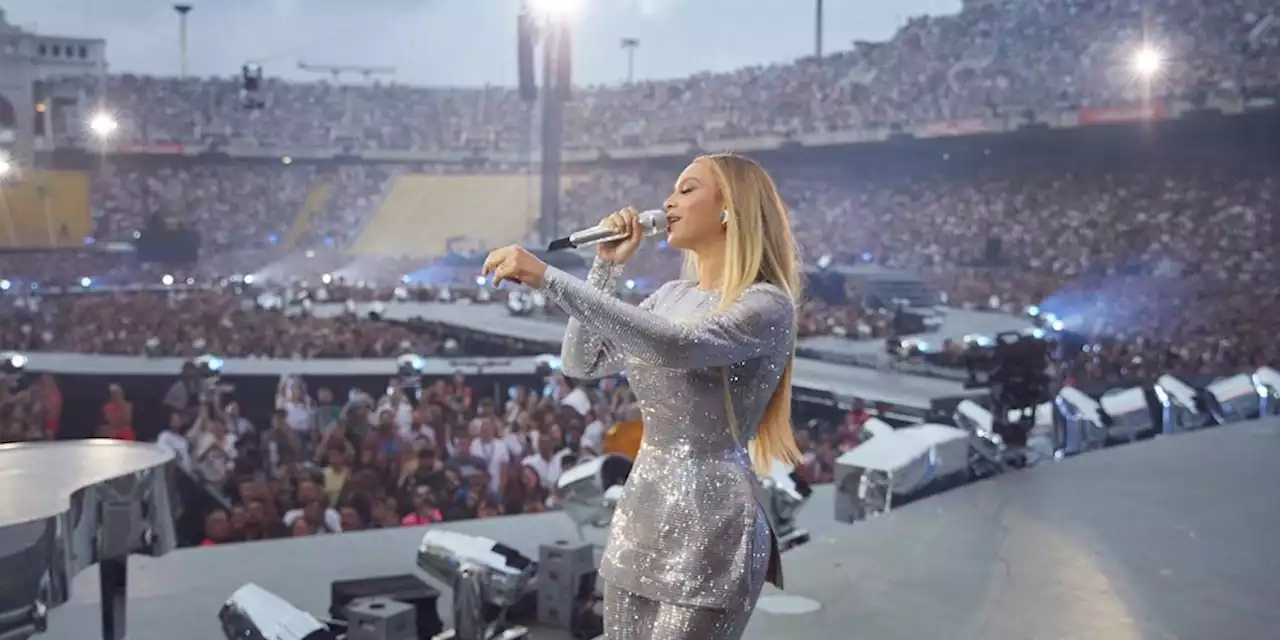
[[482, 207, 643, 288], [594, 206, 644, 265]]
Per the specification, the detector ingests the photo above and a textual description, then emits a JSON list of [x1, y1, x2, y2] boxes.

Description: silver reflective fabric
[[539, 258, 792, 632]]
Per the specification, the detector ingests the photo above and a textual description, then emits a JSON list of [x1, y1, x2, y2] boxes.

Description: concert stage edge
[[26, 417, 1280, 640]]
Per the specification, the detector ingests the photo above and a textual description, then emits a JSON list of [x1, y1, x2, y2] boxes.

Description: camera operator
[[376, 377, 415, 434]]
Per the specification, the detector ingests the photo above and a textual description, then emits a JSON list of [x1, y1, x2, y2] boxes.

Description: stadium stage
[[38, 419, 1280, 640]]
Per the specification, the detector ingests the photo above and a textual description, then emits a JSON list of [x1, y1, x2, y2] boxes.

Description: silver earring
[[720, 210, 729, 224]]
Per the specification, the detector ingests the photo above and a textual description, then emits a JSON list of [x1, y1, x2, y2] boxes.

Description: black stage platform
[[35, 418, 1280, 640]]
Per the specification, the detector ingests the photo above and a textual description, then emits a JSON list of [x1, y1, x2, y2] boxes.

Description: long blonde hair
[[682, 153, 803, 473]]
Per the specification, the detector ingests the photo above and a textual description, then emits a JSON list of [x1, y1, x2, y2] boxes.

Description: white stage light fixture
[[834, 420, 972, 521], [1154, 374, 1212, 432], [1097, 386, 1152, 443], [416, 530, 535, 640], [1204, 373, 1261, 424], [760, 460, 812, 551], [1253, 367, 1280, 416], [219, 583, 333, 640], [555, 455, 633, 538], [1054, 387, 1109, 455]]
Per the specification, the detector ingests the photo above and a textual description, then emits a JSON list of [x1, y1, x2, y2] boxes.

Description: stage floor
[[40, 419, 1280, 640]]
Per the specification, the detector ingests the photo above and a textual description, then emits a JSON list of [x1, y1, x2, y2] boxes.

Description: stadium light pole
[[815, 0, 824, 59], [621, 37, 640, 84], [526, 0, 582, 245], [174, 4, 192, 79]]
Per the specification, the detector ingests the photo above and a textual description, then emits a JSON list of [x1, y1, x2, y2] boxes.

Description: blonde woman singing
[[482, 153, 802, 639]]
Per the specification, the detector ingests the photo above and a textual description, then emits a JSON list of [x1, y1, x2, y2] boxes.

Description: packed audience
[[9, 124, 1279, 384], [5, 0, 1278, 557], [46, 0, 1277, 152], [0, 361, 856, 548], [169, 373, 599, 544]]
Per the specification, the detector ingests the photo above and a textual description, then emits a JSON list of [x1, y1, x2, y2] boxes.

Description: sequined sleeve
[[558, 257, 663, 379], [541, 265, 793, 371]]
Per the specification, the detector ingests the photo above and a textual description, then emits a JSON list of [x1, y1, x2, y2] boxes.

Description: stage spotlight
[[219, 583, 335, 640], [416, 530, 535, 640], [1053, 387, 1109, 455], [1097, 385, 1153, 442], [834, 421, 973, 521], [760, 460, 812, 551], [555, 455, 633, 537], [1154, 374, 1213, 432], [1254, 367, 1280, 415], [1204, 373, 1262, 423]]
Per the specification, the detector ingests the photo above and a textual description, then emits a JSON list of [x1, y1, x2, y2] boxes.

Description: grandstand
[[0, 170, 91, 248], [0, 2, 1276, 637], [349, 174, 541, 259], [281, 180, 334, 248]]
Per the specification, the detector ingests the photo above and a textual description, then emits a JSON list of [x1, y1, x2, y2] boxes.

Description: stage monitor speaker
[[329, 574, 443, 638], [517, 3, 537, 102]]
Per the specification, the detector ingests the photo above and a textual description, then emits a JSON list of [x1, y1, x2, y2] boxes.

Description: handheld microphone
[[547, 210, 667, 252]]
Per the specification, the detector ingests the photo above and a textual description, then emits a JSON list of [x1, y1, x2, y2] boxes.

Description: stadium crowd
[[0, 0, 1275, 550], [8, 126, 1279, 383], [48, 0, 1277, 151]]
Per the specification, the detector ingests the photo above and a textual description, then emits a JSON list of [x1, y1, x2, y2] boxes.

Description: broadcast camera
[[962, 331, 1053, 462], [396, 353, 427, 395], [965, 331, 1053, 410], [0, 351, 28, 389]]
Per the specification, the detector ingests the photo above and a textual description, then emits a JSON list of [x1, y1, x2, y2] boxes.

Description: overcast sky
[[3, 0, 961, 87]]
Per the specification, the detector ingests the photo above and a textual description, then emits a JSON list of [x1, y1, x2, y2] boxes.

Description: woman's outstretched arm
[[541, 265, 792, 371], [559, 258, 667, 379]]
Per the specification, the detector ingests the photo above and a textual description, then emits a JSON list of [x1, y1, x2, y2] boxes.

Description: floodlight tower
[[520, 0, 580, 244], [620, 38, 640, 83], [174, 5, 192, 78]]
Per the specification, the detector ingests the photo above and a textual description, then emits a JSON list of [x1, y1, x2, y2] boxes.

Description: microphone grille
[[639, 209, 668, 232]]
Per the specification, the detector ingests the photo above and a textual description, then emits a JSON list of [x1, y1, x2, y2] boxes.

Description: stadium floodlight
[[1204, 373, 1262, 424], [417, 530, 535, 640], [556, 454, 632, 538], [1254, 367, 1280, 416], [1131, 45, 1165, 78], [89, 112, 118, 138], [528, 0, 584, 21], [218, 583, 334, 640]]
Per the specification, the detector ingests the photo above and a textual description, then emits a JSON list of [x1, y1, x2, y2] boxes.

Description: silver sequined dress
[[538, 258, 793, 637]]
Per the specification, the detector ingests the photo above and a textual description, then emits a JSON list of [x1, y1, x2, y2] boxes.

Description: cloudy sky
[[3, 0, 960, 86]]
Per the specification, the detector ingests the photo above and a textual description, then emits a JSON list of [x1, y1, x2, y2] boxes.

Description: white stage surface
[[35, 418, 1280, 639]]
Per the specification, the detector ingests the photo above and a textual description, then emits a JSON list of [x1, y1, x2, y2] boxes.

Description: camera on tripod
[[963, 331, 1053, 461]]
